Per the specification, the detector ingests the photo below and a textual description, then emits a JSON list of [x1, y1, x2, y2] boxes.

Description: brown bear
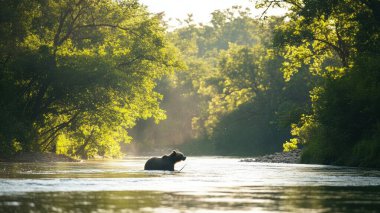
[[144, 150, 186, 171]]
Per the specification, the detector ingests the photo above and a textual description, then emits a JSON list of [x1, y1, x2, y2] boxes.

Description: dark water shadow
[[1, 186, 380, 213]]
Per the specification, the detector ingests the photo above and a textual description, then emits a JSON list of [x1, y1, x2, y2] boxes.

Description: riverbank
[[0, 152, 80, 163], [240, 149, 302, 164]]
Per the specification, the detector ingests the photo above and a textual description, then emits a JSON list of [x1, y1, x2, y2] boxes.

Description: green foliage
[[132, 7, 312, 156], [259, 0, 380, 167], [129, 0, 380, 165], [0, 0, 182, 158], [300, 54, 380, 167], [5, 0, 377, 164]]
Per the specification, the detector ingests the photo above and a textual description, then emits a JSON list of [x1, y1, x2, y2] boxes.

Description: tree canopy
[[257, 0, 380, 167], [0, 0, 182, 158]]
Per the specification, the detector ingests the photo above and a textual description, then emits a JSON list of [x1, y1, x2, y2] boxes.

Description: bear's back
[[144, 156, 174, 171]]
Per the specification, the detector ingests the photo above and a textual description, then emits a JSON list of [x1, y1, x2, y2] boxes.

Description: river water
[[1, 157, 380, 212]]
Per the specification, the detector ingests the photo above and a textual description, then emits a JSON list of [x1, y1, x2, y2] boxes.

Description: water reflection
[[1, 186, 380, 212], [1, 157, 380, 212], [0, 160, 147, 179]]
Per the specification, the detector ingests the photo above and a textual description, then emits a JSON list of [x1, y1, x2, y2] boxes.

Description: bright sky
[[139, 0, 286, 28]]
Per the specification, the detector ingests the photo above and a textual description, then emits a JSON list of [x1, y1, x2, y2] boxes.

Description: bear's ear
[[170, 150, 176, 156], [172, 150, 176, 154]]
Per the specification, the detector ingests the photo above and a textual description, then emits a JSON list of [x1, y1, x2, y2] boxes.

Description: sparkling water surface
[[1, 157, 380, 212]]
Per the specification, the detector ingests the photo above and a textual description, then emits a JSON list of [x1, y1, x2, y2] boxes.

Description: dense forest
[[130, 7, 315, 156], [1, 0, 379, 167]]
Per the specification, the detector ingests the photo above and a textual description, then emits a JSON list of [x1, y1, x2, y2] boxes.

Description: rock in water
[[240, 149, 302, 164]]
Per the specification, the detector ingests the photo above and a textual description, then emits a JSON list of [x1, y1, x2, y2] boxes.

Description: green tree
[[0, 0, 182, 158], [204, 43, 313, 155], [258, 0, 380, 167]]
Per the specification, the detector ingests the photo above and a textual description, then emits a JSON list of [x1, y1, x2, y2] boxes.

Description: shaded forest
[[1, 0, 379, 167]]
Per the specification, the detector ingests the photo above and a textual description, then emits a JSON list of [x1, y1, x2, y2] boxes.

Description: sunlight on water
[[1, 157, 380, 212]]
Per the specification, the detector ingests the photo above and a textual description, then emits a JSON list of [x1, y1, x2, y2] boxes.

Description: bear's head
[[169, 150, 186, 163]]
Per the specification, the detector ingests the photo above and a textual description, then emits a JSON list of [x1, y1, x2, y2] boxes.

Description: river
[[1, 156, 380, 212]]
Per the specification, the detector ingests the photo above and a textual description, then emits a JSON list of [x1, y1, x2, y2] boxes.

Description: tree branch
[[76, 23, 139, 36], [312, 37, 348, 67], [40, 111, 80, 138], [75, 128, 96, 157]]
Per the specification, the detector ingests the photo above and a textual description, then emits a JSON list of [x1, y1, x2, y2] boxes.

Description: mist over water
[[1, 157, 380, 212]]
